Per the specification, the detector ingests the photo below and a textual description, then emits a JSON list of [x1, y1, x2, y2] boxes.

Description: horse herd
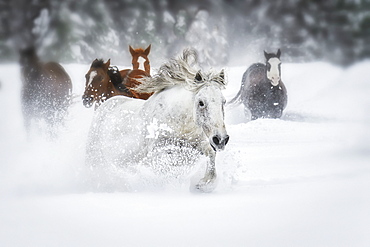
[[19, 45, 287, 192]]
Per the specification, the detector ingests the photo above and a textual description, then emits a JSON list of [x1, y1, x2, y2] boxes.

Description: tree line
[[0, 0, 369, 66]]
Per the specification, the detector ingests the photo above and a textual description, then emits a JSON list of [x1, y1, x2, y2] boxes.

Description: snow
[[1, 61, 370, 246]]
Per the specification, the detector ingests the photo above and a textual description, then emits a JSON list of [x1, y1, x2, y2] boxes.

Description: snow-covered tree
[[0, 0, 369, 65], [185, 10, 228, 67]]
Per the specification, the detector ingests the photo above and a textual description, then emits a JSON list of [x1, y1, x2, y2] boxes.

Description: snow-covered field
[[1, 60, 370, 246]]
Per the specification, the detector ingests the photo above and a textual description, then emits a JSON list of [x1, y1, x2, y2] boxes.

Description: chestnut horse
[[130, 44, 151, 73], [19, 46, 72, 136], [120, 45, 152, 99], [82, 45, 152, 108]]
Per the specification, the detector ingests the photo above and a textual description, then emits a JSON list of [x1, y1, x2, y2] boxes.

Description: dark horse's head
[[264, 49, 281, 86], [82, 59, 111, 108], [19, 46, 39, 68]]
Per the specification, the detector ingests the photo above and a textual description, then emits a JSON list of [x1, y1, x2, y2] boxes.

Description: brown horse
[[130, 44, 151, 72], [119, 45, 152, 99], [82, 59, 129, 108], [19, 46, 72, 136], [82, 45, 152, 108]]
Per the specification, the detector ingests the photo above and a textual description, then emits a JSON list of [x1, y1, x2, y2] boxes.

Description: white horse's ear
[[264, 50, 269, 60], [195, 71, 203, 83], [219, 69, 225, 81], [277, 49, 281, 59], [217, 69, 226, 85]]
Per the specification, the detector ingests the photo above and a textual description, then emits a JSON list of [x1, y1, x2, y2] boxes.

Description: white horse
[[86, 49, 229, 192]]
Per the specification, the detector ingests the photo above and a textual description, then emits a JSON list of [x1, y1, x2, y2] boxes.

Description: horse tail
[[227, 89, 242, 106], [108, 66, 130, 94], [227, 69, 249, 107], [227, 63, 265, 108]]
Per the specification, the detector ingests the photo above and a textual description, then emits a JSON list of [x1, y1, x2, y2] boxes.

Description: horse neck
[[101, 79, 115, 97], [22, 60, 44, 84], [248, 63, 269, 85], [90, 78, 114, 105], [144, 86, 197, 133]]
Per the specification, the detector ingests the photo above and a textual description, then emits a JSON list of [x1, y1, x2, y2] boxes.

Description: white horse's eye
[[199, 100, 205, 107]]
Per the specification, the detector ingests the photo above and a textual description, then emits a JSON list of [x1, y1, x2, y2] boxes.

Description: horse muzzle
[[210, 134, 229, 152], [82, 96, 94, 108], [269, 77, 280, 87]]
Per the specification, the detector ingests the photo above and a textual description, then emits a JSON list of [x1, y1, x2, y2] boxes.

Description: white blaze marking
[[87, 71, 97, 86], [137, 56, 146, 71], [267, 57, 281, 86]]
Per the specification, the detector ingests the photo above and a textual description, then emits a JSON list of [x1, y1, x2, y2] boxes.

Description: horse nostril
[[224, 135, 230, 146], [212, 135, 220, 145], [82, 96, 93, 107]]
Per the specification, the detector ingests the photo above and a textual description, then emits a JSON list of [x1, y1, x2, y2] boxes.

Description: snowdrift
[[0, 61, 369, 246]]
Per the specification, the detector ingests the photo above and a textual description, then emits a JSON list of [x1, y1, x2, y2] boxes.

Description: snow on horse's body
[[86, 49, 229, 192]]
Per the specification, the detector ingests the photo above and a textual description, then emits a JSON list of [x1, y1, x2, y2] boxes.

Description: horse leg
[[243, 105, 253, 120], [194, 151, 217, 193], [267, 106, 282, 119], [248, 107, 258, 120], [276, 107, 283, 118], [249, 102, 265, 120]]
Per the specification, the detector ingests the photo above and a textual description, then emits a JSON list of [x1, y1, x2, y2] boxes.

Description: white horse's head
[[193, 70, 229, 152], [134, 48, 230, 152]]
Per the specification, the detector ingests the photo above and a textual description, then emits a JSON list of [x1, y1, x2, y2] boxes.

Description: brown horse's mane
[[107, 66, 130, 94], [133, 48, 146, 53]]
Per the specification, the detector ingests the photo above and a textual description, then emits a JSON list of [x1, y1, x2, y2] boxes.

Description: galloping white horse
[[86, 49, 229, 192]]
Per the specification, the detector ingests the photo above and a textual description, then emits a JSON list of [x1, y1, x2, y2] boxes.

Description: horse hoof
[[192, 179, 216, 193]]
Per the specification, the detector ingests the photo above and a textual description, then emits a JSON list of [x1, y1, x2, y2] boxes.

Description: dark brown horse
[[229, 49, 287, 120], [20, 46, 72, 135], [82, 59, 129, 108], [82, 45, 152, 108]]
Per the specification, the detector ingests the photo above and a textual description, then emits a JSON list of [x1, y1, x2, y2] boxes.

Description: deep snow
[[1, 60, 370, 247]]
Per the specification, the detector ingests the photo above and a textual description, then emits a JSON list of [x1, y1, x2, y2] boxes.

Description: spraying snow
[[0, 61, 369, 246]]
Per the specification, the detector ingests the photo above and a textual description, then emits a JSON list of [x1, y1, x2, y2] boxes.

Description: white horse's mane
[[134, 48, 226, 94]]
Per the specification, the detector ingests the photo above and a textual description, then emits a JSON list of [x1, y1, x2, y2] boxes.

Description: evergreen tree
[[0, 0, 369, 65]]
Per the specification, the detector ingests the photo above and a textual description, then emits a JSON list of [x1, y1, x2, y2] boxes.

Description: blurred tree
[[0, 0, 369, 66], [38, 0, 121, 63], [2, 0, 50, 51]]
